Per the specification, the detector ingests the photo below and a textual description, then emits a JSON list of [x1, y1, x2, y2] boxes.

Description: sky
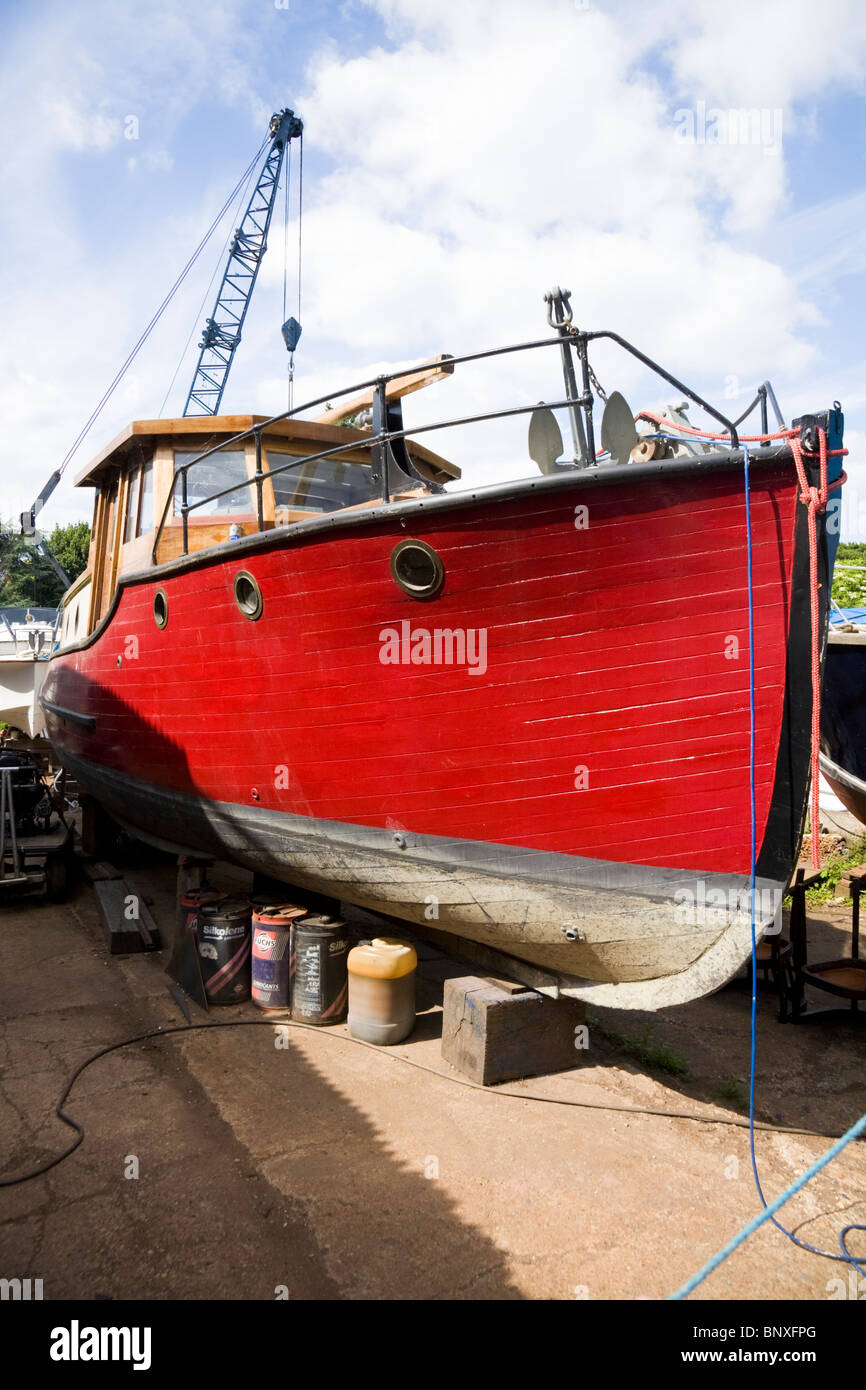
[[2, 0, 866, 534]]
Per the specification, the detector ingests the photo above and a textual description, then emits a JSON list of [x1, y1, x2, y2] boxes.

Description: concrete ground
[[1, 851, 864, 1301]]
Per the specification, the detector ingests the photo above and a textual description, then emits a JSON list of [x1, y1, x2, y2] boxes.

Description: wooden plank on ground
[[124, 875, 161, 950], [82, 860, 123, 883], [94, 877, 161, 954]]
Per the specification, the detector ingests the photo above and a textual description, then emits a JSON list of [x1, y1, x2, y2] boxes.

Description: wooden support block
[[95, 877, 162, 954], [441, 975, 586, 1086], [838, 868, 866, 897], [80, 795, 119, 859], [172, 855, 215, 958], [786, 865, 824, 893]]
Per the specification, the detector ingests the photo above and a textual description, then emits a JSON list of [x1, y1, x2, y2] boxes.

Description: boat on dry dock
[[40, 299, 845, 1009], [0, 607, 58, 737], [819, 604, 866, 825]]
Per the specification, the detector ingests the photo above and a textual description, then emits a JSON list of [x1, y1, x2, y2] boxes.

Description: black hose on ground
[[0, 1016, 860, 1188]]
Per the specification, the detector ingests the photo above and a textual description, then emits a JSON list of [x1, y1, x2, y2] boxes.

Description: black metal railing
[[152, 327, 756, 564]]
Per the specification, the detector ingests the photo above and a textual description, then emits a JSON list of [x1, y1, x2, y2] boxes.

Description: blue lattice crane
[[183, 107, 303, 417]]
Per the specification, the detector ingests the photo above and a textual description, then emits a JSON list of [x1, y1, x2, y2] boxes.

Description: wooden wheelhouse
[[59, 361, 459, 649]]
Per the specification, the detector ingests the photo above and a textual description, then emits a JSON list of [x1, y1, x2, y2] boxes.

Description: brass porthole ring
[[390, 539, 445, 599], [153, 589, 168, 629], [234, 570, 263, 621]]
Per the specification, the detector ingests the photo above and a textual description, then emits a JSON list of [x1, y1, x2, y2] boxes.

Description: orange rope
[[789, 427, 843, 870], [635, 410, 848, 456]]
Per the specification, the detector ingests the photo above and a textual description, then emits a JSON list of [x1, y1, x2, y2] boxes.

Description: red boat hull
[[43, 452, 827, 1007]]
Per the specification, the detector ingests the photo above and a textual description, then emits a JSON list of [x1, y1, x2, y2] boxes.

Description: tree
[[0, 522, 61, 606], [0, 518, 91, 607], [48, 521, 90, 585]]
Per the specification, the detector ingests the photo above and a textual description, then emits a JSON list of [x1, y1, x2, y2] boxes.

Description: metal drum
[[197, 899, 252, 1005], [290, 915, 349, 1025], [180, 889, 227, 934], [251, 904, 307, 1012]]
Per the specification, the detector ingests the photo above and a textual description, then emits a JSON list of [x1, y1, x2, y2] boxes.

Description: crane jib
[[182, 108, 303, 419]]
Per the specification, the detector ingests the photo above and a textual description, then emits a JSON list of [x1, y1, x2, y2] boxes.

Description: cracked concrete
[[0, 855, 865, 1300]]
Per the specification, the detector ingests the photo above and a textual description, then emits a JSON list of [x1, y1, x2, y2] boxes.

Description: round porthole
[[390, 540, 445, 599], [153, 589, 168, 629], [234, 570, 263, 621]]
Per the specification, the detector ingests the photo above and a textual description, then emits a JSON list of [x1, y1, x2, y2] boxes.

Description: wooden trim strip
[[310, 356, 454, 425]]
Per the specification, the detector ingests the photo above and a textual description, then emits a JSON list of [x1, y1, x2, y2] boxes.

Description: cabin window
[[123, 466, 140, 542], [267, 451, 375, 514], [173, 450, 252, 517], [138, 459, 154, 535]]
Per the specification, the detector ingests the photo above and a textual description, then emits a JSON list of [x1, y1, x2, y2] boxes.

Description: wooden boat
[[820, 607, 866, 825], [0, 608, 57, 737], [40, 327, 845, 1008]]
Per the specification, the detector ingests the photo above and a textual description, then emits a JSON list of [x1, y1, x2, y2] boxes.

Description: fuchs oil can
[[290, 915, 349, 1024], [251, 904, 307, 1011], [196, 899, 252, 1005]]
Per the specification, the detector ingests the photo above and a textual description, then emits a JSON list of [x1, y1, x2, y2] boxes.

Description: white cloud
[[287, 0, 836, 478], [1, 0, 864, 534]]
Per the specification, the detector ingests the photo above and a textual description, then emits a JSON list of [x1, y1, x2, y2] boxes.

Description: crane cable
[[297, 129, 303, 329], [283, 131, 303, 412], [282, 142, 291, 327], [54, 132, 271, 484]]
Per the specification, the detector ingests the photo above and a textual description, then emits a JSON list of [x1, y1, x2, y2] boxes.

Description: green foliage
[[0, 518, 91, 607], [0, 522, 61, 606], [336, 410, 371, 430], [48, 522, 90, 585], [714, 1076, 747, 1107], [832, 542, 866, 609], [794, 837, 866, 905], [590, 1017, 690, 1076], [323, 402, 371, 430]]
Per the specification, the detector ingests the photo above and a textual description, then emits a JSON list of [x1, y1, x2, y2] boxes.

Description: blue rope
[[841, 1225, 866, 1274], [670, 1111, 866, 1299], [670, 444, 866, 1299]]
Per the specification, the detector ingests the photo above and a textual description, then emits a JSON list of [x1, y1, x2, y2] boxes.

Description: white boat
[[0, 608, 58, 737]]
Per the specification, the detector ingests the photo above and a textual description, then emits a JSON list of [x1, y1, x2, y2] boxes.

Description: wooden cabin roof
[[74, 413, 460, 489]]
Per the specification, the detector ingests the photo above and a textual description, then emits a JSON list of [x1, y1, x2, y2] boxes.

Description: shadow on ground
[[0, 874, 523, 1300]]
